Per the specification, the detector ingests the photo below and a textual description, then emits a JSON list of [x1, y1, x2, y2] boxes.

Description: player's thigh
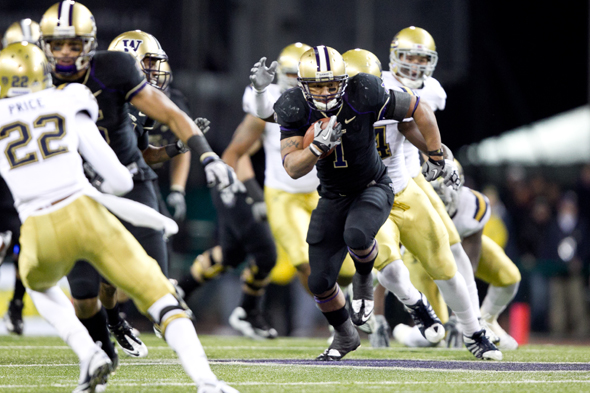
[[307, 197, 349, 291], [476, 235, 521, 287], [374, 217, 402, 271], [413, 174, 461, 246], [397, 180, 455, 280], [19, 213, 76, 291], [266, 187, 317, 267], [78, 197, 174, 314]]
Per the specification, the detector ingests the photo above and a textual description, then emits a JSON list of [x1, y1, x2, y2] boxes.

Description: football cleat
[[478, 317, 500, 345], [481, 314, 519, 350], [403, 293, 445, 343], [0, 230, 12, 264], [369, 315, 390, 348], [108, 320, 148, 358], [350, 273, 374, 329], [229, 307, 278, 340], [463, 329, 503, 360], [73, 344, 112, 393], [95, 350, 118, 393], [198, 379, 240, 393], [3, 298, 24, 335], [316, 319, 360, 361]]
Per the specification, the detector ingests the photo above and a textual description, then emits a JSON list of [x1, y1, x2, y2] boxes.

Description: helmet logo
[[121, 39, 143, 53]]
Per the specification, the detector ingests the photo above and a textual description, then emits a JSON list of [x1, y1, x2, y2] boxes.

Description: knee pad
[[242, 266, 272, 296], [191, 246, 225, 282], [308, 273, 333, 296], [343, 227, 372, 251]]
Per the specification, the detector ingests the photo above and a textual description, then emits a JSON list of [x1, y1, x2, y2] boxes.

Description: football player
[[0, 18, 42, 336], [249, 45, 475, 360], [378, 27, 493, 349], [220, 42, 356, 321], [38, 0, 234, 364], [397, 162, 521, 350], [340, 48, 502, 360], [0, 41, 238, 393]]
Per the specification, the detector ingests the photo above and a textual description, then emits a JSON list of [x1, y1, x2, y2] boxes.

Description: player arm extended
[[221, 114, 266, 170], [397, 94, 443, 161]]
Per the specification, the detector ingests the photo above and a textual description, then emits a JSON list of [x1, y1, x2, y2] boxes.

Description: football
[[303, 117, 337, 159]]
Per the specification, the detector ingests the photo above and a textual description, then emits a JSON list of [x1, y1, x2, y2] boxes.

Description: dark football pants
[[306, 174, 394, 296]]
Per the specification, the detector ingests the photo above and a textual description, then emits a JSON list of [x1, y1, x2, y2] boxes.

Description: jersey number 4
[[0, 114, 68, 169]]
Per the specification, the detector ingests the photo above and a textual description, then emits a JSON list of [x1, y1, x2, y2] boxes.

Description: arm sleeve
[[76, 112, 133, 195]]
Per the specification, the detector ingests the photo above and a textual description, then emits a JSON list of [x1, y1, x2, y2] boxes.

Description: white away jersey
[[385, 73, 448, 178], [0, 84, 99, 219], [242, 84, 319, 194], [452, 186, 491, 239]]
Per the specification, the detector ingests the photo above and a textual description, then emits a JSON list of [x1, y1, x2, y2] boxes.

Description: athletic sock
[[12, 277, 26, 302], [377, 260, 421, 305], [105, 302, 123, 326], [79, 306, 117, 361], [27, 287, 96, 361], [434, 273, 480, 336], [450, 243, 480, 318], [480, 282, 520, 320]]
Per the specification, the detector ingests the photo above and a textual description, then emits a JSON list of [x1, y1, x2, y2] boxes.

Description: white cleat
[[229, 307, 278, 340], [108, 320, 148, 358], [198, 379, 240, 393], [73, 344, 112, 393], [481, 315, 519, 350], [464, 329, 503, 360]]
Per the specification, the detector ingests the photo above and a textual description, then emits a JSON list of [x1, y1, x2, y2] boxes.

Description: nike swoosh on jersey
[[345, 116, 356, 124]]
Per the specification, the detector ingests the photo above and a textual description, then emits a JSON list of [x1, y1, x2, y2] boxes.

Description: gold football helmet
[[108, 30, 171, 90], [2, 19, 41, 48], [390, 26, 438, 88], [297, 45, 348, 111], [39, 1, 97, 76], [342, 48, 382, 79], [276, 42, 311, 92], [0, 42, 53, 99]]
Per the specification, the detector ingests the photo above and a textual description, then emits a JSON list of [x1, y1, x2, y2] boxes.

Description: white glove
[[219, 179, 246, 207], [166, 191, 187, 221], [203, 156, 237, 191], [251, 201, 267, 222], [421, 157, 445, 181], [441, 159, 462, 190], [250, 57, 278, 92], [312, 116, 343, 154], [194, 117, 211, 134]]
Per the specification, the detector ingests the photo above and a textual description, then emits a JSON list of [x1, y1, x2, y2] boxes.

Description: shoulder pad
[[346, 73, 386, 110], [273, 88, 309, 128], [61, 83, 99, 122]]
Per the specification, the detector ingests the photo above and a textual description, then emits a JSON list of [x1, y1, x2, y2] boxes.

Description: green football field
[[1, 334, 590, 392]]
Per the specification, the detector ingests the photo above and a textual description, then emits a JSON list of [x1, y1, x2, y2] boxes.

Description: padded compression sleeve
[[252, 88, 275, 119], [385, 89, 412, 121]]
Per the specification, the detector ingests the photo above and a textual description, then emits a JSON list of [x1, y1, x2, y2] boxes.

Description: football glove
[[421, 157, 445, 182], [219, 179, 246, 208], [194, 117, 211, 134], [250, 57, 278, 92], [83, 162, 104, 190], [203, 155, 237, 191], [166, 190, 187, 221], [441, 159, 462, 190], [313, 116, 342, 154]]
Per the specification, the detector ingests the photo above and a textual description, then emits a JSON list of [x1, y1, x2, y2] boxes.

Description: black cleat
[[350, 273, 374, 329], [464, 329, 503, 360], [229, 307, 278, 339], [404, 293, 445, 344], [108, 320, 148, 357], [4, 299, 24, 335], [316, 319, 361, 361]]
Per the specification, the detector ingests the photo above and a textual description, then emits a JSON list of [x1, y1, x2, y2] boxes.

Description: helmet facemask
[[390, 48, 437, 89], [298, 75, 348, 112], [141, 55, 171, 90], [42, 36, 96, 76]]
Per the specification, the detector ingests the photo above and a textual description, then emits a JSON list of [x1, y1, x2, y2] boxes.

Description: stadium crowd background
[[0, 0, 588, 340]]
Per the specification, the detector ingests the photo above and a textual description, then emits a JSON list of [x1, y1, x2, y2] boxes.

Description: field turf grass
[[1, 334, 590, 392]]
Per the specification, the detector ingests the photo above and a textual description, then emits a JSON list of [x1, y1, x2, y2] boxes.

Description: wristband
[[428, 149, 444, 157], [187, 134, 214, 162], [309, 144, 322, 157], [165, 143, 181, 158], [170, 185, 185, 195]]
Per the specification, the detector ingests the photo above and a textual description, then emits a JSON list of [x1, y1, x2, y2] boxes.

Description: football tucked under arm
[[302, 117, 342, 159]]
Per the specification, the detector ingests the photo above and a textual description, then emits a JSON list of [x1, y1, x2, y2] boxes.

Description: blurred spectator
[[545, 191, 590, 337], [576, 164, 590, 223]]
